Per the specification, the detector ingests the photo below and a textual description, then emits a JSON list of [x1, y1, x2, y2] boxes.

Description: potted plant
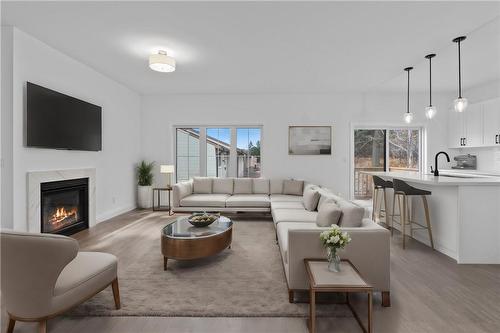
[[137, 160, 154, 209], [319, 225, 351, 272]]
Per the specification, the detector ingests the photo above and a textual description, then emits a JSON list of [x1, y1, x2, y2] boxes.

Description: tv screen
[[27, 82, 102, 151]]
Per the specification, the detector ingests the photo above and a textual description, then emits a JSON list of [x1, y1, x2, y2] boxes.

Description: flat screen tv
[[27, 82, 102, 151]]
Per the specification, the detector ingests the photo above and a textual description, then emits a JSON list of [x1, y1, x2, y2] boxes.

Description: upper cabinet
[[448, 97, 500, 148], [482, 98, 500, 146]]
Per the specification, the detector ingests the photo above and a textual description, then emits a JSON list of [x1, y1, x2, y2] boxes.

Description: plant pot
[[137, 185, 152, 209]]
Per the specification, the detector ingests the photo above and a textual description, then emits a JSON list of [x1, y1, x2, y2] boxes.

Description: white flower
[[331, 235, 340, 244]]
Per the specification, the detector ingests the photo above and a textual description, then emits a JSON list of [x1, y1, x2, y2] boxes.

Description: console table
[[304, 259, 373, 333]]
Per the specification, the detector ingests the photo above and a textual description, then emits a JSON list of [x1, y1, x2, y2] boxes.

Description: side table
[[304, 259, 373, 333], [152, 187, 172, 215]]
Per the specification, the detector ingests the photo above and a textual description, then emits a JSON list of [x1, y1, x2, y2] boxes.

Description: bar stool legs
[[372, 187, 391, 226], [421, 195, 435, 250]]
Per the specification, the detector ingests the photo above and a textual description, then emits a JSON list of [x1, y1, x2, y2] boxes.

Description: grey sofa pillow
[[253, 178, 270, 194], [303, 186, 320, 211], [316, 200, 342, 227], [283, 179, 304, 196], [212, 178, 234, 194], [193, 177, 212, 194], [234, 178, 253, 194], [270, 179, 284, 194]]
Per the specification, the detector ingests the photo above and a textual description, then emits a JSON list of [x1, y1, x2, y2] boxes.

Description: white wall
[[141, 91, 453, 198], [1, 28, 142, 230]]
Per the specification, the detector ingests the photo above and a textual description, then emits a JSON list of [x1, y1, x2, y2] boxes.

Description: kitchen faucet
[[434, 151, 451, 176]]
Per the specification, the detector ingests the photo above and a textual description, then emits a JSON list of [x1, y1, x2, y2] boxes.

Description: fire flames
[[49, 207, 78, 225]]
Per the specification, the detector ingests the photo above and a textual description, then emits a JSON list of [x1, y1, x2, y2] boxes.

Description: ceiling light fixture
[[425, 53, 437, 120], [452, 36, 467, 112], [403, 67, 414, 124], [149, 50, 175, 73]]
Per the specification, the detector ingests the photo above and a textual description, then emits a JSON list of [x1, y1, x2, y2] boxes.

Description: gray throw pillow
[[303, 187, 320, 211], [316, 200, 343, 227], [283, 179, 304, 196]]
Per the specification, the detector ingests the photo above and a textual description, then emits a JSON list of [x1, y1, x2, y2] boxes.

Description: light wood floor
[[3, 210, 500, 333]]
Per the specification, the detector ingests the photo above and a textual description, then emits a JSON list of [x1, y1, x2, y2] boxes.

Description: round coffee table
[[161, 215, 233, 270]]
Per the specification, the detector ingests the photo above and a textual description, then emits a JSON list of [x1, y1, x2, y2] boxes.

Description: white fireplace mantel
[[27, 168, 96, 233]]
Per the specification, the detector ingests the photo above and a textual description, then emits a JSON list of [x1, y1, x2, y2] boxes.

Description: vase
[[327, 248, 341, 272]]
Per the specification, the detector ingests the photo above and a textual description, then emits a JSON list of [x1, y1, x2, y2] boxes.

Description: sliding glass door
[[353, 127, 422, 199]]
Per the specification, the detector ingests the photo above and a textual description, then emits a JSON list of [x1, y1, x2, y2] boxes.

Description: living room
[[1, 1, 500, 333]]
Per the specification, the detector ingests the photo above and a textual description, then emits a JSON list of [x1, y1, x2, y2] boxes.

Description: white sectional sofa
[[172, 177, 391, 306]]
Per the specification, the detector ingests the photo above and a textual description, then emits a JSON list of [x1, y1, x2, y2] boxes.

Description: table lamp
[[160, 165, 175, 188]]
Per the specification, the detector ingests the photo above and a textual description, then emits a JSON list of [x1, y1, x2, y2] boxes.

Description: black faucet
[[434, 151, 450, 176]]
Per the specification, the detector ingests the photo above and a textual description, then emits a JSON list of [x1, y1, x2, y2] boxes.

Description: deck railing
[[354, 166, 418, 199]]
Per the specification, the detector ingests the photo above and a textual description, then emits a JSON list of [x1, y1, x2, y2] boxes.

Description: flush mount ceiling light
[[425, 53, 437, 120], [403, 67, 414, 124], [149, 50, 175, 73], [453, 36, 467, 112]]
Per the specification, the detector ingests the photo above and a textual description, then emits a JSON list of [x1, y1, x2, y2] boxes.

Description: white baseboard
[[96, 204, 137, 223]]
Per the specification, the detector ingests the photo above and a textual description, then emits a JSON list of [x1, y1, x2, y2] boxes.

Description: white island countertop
[[361, 170, 500, 186]]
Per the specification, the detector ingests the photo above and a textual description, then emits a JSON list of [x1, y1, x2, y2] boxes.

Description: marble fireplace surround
[[27, 168, 96, 233]]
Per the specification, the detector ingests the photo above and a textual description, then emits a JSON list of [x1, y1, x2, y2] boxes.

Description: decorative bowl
[[187, 213, 219, 227]]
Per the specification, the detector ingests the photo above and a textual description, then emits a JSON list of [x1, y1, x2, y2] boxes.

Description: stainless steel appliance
[[451, 154, 477, 170]]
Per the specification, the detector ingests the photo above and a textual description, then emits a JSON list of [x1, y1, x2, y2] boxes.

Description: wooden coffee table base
[[161, 227, 232, 271]]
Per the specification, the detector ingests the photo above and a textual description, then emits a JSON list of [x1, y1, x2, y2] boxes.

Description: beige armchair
[[1, 230, 120, 333]]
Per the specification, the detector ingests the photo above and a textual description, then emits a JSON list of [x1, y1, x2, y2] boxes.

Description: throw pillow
[[234, 178, 253, 194], [316, 200, 343, 227], [253, 178, 270, 194], [270, 179, 284, 194], [283, 179, 304, 196], [193, 177, 212, 194], [212, 178, 234, 194], [303, 186, 320, 211]]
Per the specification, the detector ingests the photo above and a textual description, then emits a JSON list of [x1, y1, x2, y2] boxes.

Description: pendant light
[[425, 54, 437, 119], [403, 67, 414, 124], [453, 36, 467, 112]]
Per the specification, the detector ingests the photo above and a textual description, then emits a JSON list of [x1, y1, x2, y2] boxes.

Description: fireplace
[[41, 178, 89, 235]]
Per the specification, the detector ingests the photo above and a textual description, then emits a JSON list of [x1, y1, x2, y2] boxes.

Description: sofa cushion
[[212, 178, 234, 194], [233, 178, 253, 194], [302, 186, 320, 211], [316, 200, 342, 227], [253, 178, 270, 194], [270, 179, 284, 194], [271, 208, 318, 224], [271, 201, 305, 210], [283, 179, 304, 196], [180, 194, 229, 207], [193, 177, 212, 194], [226, 194, 271, 208], [270, 194, 304, 203], [337, 200, 365, 227]]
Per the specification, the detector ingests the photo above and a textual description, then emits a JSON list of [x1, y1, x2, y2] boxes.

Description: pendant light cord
[[458, 40, 462, 98], [429, 57, 432, 106], [407, 69, 410, 114]]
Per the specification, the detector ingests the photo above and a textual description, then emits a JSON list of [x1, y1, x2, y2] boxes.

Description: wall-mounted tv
[[27, 82, 102, 151]]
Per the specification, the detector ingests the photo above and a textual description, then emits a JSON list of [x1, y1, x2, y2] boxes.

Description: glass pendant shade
[[454, 97, 468, 113], [404, 112, 414, 124], [425, 106, 437, 119]]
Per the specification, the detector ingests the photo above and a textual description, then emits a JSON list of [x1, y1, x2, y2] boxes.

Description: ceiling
[[2, 1, 499, 95]]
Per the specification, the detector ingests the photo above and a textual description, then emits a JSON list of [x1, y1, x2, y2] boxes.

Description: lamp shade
[[149, 50, 175, 73], [160, 165, 175, 174]]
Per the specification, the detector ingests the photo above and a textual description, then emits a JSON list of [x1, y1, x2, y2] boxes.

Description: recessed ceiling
[[2, 1, 499, 95]]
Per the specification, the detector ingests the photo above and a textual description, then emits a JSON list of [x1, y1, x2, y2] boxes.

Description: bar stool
[[392, 179, 434, 250], [372, 176, 393, 226]]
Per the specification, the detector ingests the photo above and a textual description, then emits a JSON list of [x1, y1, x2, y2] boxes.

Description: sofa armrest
[[287, 223, 390, 292], [172, 180, 193, 207]]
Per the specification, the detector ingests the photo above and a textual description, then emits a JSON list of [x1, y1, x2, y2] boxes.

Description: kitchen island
[[362, 171, 500, 264]]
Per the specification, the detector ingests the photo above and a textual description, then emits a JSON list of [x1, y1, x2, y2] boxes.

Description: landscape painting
[[288, 126, 332, 155]]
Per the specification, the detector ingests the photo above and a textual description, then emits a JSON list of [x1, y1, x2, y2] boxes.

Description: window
[[236, 128, 261, 178], [206, 128, 230, 178], [353, 127, 422, 199], [175, 126, 262, 181], [176, 128, 200, 182]]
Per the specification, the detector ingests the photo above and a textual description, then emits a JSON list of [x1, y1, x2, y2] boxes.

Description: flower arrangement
[[319, 225, 351, 272]]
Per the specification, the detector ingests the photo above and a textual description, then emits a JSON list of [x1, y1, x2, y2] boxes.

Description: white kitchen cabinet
[[448, 109, 465, 148], [482, 98, 500, 146], [464, 103, 483, 147]]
